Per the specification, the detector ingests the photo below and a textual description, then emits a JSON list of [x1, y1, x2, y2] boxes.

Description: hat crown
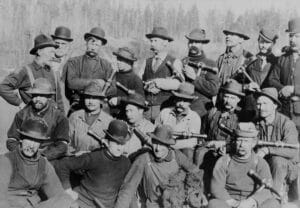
[[34, 34, 55, 48], [114, 47, 136, 61], [176, 82, 195, 96], [20, 118, 48, 140], [150, 27, 169, 37], [260, 87, 278, 100], [31, 78, 54, 94], [127, 93, 146, 105], [222, 79, 244, 96], [89, 27, 105, 38], [187, 28, 207, 40], [106, 119, 129, 139], [152, 125, 174, 144], [53, 26, 72, 39], [83, 81, 105, 97], [287, 18, 300, 33], [259, 28, 278, 42], [234, 122, 258, 138]]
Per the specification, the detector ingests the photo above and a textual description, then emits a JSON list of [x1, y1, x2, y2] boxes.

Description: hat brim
[[234, 129, 258, 138], [147, 132, 176, 145], [145, 34, 173, 42], [122, 99, 149, 110], [82, 92, 105, 98], [103, 129, 130, 145], [258, 33, 276, 43], [51, 35, 73, 42], [17, 129, 49, 141], [185, 35, 210, 44], [255, 91, 281, 106], [171, 91, 198, 100], [26, 89, 55, 95], [223, 30, 250, 40], [113, 52, 137, 63], [221, 88, 245, 97], [84, 33, 107, 45], [30, 43, 59, 55]]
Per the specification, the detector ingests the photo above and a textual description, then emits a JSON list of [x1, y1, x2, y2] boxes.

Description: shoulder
[[66, 55, 83, 64], [99, 57, 112, 66], [69, 109, 85, 122], [188, 110, 201, 120], [99, 110, 113, 121], [203, 57, 217, 68]]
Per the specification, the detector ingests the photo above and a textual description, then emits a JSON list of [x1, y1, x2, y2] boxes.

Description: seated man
[[208, 122, 280, 208], [6, 78, 69, 163], [115, 125, 205, 208], [55, 120, 131, 208], [68, 81, 113, 154], [255, 88, 299, 200], [0, 118, 75, 208]]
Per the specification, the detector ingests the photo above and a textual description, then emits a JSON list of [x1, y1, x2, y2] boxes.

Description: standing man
[[0, 118, 75, 208], [0, 34, 65, 112], [182, 28, 219, 117], [6, 78, 69, 163], [208, 122, 280, 208], [141, 26, 183, 122], [64, 27, 117, 114]]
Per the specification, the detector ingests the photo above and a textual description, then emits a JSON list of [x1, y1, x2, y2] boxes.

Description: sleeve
[[6, 111, 24, 151], [115, 155, 146, 208], [175, 150, 198, 173], [0, 155, 13, 208], [102, 60, 117, 98], [193, 71, 219, 98], [133, 75, 145, 96], [210, 156, 232, 201], [138, 60, 146, 79], [268, 63, 284, 91]]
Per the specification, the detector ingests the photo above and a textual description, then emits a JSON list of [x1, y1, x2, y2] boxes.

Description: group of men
[[0, 16, 300, 208]]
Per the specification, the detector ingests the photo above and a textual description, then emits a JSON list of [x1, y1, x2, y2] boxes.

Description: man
[[182, 28, 219, 117], [255, 87, 299, 200], [217, 25, 254, 86], [0, 34, 65, 112], [121, 93, 155, 160], [64, 27, 117, 114], [115, 125, 204, 208], [68, 81, 113, 153], [155, 82, 201, 160], [108, 47, 144, 118], [0, 118, 75, 208], [55, 120, 131, 208], [140, 26, 183, 122], [208, 122, 280, 208], [6, 78, 69, 163], [51, 26, 74, 114]]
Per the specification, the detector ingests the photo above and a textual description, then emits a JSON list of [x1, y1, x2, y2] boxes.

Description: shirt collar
[[32, 60, 51, 71], [79, 110, 103, 122]]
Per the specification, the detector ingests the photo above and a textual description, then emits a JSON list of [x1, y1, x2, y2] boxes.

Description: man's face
[[54, 39, 70, 58], [32, 94, 49, 111], [175, 98, 191, 114], [222, 93, 240, 111], [37, 47, 56, 66], [152, 142, 169, 159], [257, 96, 277, 118], [84, 96, 103, 112], [258, 37, 273, 55], [21, 138, 40, 157], [117, 58, 132, 72], [149, 38, 168, 54], [289, 33, 300, 51], [234, 137, 255, 159], [86, 37, 103, 57], [225, 34, 243, 47], [125, 104, 143, 125], [188, 40, 203, 55], [107, 140, 125, 157]]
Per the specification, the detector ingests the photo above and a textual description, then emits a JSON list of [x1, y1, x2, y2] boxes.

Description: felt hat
[[51, 26, 73, 42], [26, 78, 55, 95], [255, 87, 281, 106], [147, 125, 176, 146], [221, 79, 245, 97], [258, 28, 278, 43], [146, 27, 173, 42], [113, 47, 137, 63], [122, 93, 149, 110], [223, 24, 250, 40], [30, 34, 58, 55], [84, 27, 107, 45], [17, 118, 49, 141], [103, 120, 131, 145], [286, 18, 300, 33], [185, 28, 210, 44], [82, 80, 106, 98], [233, 122, 258, 138], [172, 82, 198, 100]]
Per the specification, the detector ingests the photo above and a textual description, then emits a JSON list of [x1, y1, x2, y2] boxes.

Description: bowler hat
[[223, 24, 250, 40], [221, 79, 245, 97], [185, 28, 210, 44], [27, 78, 55, 95], [17, 118, 49, 141], [103, 120, 131, 145], [30, 34, 58, 55], [147, 125, 176, 146], [286, 18, 300, 33], [233, 122, 258, 138], [172, 82, 198, 100], [258, 28, 278, 43], [82, 80, 106, 98], [113, 47, 137, 63], [84, 27, 107, 45], [122, 93, 149, 110], [51, 26, 73, 42], [146, 27, 173, 42], [255, 87, 281, 106]]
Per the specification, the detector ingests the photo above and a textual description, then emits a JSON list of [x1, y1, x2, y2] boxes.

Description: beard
[[86, 50, 98, 57]]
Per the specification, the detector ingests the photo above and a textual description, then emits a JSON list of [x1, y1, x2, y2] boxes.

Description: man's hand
[[108, 97, 119, 106], [183, 65, 197, 80], [65, 188, 78, 200], [256, 147, 269, 158], [144, 80, 161, 94], [247, 82, 260, 91], [18, 102, 26, 110], [238, 197, 257, 208], [226, 198, 240, 207], [280, 85, 294, 98]]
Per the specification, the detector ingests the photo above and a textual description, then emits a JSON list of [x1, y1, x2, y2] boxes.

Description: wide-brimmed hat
[[113, 47, 137, 63], [30, 34, 58, 55], [103, 120, 131, 145], [223, 24, 250, 40], [233, 122, 258, 138], [17, 118, 49, 141], [286, 18, 300, 33], [122, 93, 149, 110], [147, 125, 176, 146], [172, 82, 198, 100], [146, 27, 173, 42], [51, 26, 73, 42], [258, 28, 278, 43], [82, 80, 106, 98], [84, 27, 107, 45], [27, 78, 55, 95], [185, 28, 210, 44], [220, 79, 245, 97], [255, 87, 281, 106]]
